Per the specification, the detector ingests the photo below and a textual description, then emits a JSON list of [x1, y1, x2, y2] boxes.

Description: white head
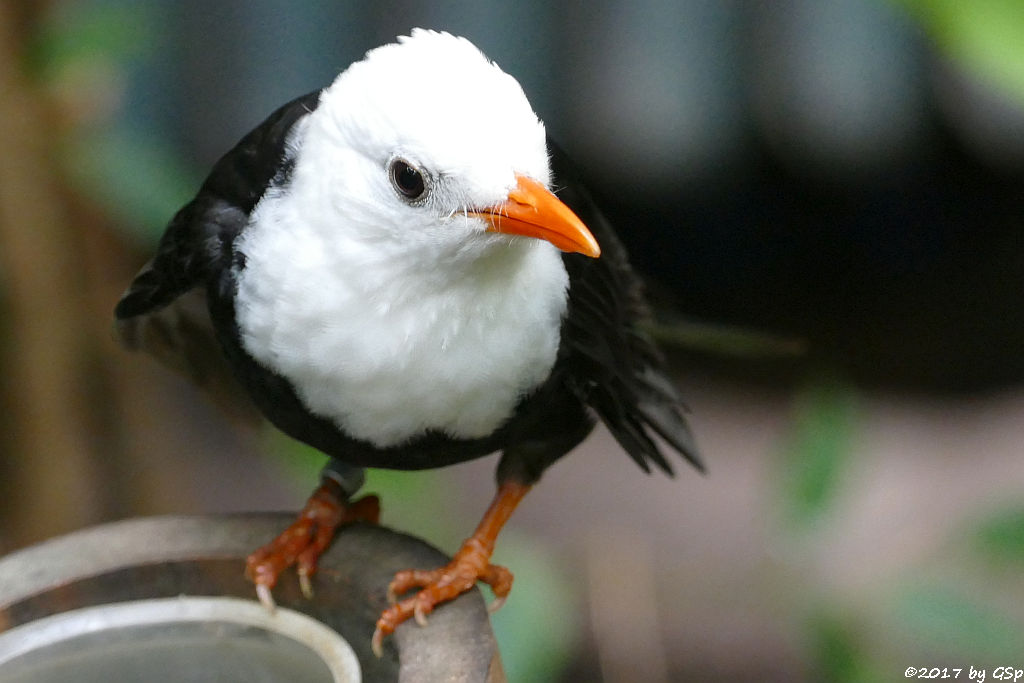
[[280, 29, 598, 270]]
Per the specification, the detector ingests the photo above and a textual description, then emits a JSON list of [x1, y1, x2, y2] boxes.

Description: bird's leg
[[246, 464, 377, 608], [371, 480, 530, 656]]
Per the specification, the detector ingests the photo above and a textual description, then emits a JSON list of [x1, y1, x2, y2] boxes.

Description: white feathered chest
[[233, 190, 569, 448]]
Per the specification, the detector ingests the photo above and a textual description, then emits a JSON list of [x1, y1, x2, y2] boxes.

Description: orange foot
[[246, 479, 379, 608], [370, 481, 531, 657], [371, 537, 513, 656]]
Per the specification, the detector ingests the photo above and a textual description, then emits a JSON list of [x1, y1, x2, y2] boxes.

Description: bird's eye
[[389, 159, 427, 200]]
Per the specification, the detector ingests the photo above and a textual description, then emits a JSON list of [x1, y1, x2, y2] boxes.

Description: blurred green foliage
[[899, 0, 1024, 101], [972, 506, 1024, 564], [490, 533, 579, 683], [27, 1, 151, 77], [888, 582, 1024, 661], [806, 610, 879, 683], [34, 1, 199, 235], [777, 377, 858, 529], [66, 128, 199, 233], [776, 376, 1024, 681]]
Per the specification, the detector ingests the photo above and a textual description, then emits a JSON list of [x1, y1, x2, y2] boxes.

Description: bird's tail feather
[[638, 399, 704, 473]]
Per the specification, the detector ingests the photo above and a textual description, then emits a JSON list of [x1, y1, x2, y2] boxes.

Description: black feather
[[115, 90, 322, 324], [550, 140, 704, 475]]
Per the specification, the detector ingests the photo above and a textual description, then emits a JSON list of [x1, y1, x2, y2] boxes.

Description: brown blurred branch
[[0, 2, 106, 548]]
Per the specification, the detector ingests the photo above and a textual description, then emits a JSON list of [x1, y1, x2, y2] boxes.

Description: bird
[[115, 29, 703, 656]]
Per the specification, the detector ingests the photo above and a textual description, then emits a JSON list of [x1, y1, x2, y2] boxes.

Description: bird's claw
[[370, 547, 514, 657], [298, 570, 315, 600], [368, 591, 434, 657], [245, 490, 380, 610], [370, 626, 386, 659], [255, 583, 277, 613], [487, 594, 507, 614]]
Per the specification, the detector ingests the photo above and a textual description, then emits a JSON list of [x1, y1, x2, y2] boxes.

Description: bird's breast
[[232, 224, 569, 449]]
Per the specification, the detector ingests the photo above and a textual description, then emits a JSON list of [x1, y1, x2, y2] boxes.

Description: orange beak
[[468, 175, 601, 258]]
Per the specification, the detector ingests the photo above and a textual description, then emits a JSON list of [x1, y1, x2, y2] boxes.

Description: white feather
[[233, 30, 569, 447]]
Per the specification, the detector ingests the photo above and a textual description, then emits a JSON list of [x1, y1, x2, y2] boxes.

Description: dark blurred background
[[1, 1, 1023, 681]]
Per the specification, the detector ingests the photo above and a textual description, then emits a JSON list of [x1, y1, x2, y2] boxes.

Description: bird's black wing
[[549, 141, 704, 475], [114, 90, 322, 413]]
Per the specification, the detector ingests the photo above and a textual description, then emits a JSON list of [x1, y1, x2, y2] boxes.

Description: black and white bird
[[115, 29, 702, 654]]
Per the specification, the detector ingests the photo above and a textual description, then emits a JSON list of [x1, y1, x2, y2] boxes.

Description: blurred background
[[1, 0, 1023, 680]]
